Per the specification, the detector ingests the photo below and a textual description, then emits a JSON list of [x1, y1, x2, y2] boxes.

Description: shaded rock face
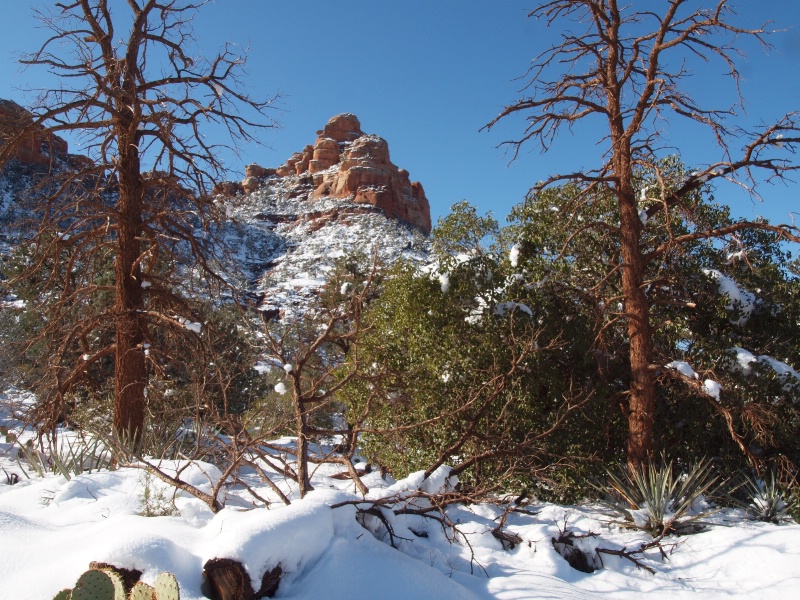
[[264, 114, 431, 234], [0, 99, 69, 166]]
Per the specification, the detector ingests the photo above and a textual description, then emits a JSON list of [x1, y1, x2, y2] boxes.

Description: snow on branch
[[702, 269, 755, 325]]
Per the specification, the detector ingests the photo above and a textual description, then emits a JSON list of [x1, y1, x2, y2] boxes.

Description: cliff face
[[0, 101, 432, 315], [238, 114, 432, 234], [0, 100, 69, 166]]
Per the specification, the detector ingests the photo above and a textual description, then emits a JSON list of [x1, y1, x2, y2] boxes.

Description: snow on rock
[[702, 269, 755, 325], [221, 176, 429, 319]]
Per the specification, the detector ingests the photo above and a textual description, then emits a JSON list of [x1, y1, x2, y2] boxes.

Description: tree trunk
[[294, 394, 313, 498], [112, 135, 147, 441], [203, 558, 255, 600], [618, 186, 656, 471]]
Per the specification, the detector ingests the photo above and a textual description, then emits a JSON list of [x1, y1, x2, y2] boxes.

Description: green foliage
[[50, 435, 110, 480], [13, 434, 109, 480], [507, 158, 800, 477], [138, 471, 179, 517], [340, 204, 614, 500], [432, 200, 500, 258], [596, 458, 721, 536], [333, 160, 799, 500], [14, 439, 46, 478], [728, 471, 798, 524]]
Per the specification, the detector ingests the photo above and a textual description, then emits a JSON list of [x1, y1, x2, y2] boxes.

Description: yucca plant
[[596, 458, 721, 536], [13, 433, 110, 481], [728, 471, 797, 524], [50, 434, 111, 480]]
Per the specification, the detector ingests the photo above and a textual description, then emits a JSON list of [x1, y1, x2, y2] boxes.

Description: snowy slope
[[219, 173, 430, 316]]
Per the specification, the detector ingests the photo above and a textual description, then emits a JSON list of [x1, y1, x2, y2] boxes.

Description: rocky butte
[[230, 113, 432, 235]]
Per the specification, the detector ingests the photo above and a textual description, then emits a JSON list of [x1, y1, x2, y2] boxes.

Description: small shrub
[[596, 457, 721, 536], [138, 471, 179, 517], [13, 433, 110, 480], [729, 471, 797, 524]]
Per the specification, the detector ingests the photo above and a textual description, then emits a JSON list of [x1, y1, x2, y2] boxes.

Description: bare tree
[[259, 256, 382, 498], [485, 0, 800, 470], [0, 0, 275, 439]]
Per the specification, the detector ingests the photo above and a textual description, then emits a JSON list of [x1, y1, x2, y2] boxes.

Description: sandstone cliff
[[0, 99, 95, 174], [240, 114, 432, 234]]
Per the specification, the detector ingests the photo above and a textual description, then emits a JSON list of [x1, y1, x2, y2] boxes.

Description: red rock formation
[[245, 164, 276, 178], [213, 181, 244, 196], [308, 137, 339, 174], [0, 99, 69, 166], [242, 176, 260, 194], [319, 113, 362, 143], [273, 114, 431, 234]]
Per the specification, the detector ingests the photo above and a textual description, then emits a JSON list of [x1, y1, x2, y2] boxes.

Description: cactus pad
[[52, 590, 72, 600], [71, 569, 125, 600], [128, 581, 156, 600], [153, 572, 180, 600]]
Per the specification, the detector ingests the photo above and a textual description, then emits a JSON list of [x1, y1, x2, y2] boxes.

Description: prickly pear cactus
[[57, 567, 179, 600], [128, 581, 156, 600], [71, 569, 126, 600], [152, 572, 180, 600]]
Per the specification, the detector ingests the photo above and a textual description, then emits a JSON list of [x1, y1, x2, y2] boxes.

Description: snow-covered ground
[[2, 388, 799, 600]]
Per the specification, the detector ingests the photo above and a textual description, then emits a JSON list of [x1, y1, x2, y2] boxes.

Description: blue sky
[[1, 1, 799, 227]]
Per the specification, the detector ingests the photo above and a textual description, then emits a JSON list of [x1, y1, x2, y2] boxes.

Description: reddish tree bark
[[485, 0, 800, 470], [0, 0, 275, 439]]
